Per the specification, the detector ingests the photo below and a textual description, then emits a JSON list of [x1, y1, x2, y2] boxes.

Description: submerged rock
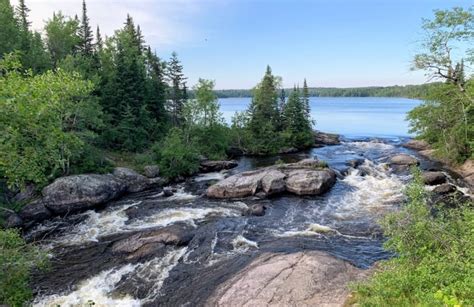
[[245, 203, 266, 216], [422, 171, 447, 186], [163, 187, 174, 197], [199, 160, 238, 173], [207, 251, 370, 306], [314, 131, 341, 147], [206, 159, 336, 198], [42, 174, 127, 214]]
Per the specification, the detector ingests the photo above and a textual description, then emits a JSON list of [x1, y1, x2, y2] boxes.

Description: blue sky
[[16, 0, 473, 89]]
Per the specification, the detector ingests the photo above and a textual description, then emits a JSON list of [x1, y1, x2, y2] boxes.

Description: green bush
[[354, 168, 474, 306], [0, 228, 48, 306], [155, 128, 200, 179]]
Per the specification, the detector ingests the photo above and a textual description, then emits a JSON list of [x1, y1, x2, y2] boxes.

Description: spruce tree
[[302, 79, 310, 117], [78, 0, 93, 55], [95, 25, 103, 52], [15, 0, 30, 33], [166, 51, 187, 126], [282, 86, 313, 148], [0, 0, 20, 57]]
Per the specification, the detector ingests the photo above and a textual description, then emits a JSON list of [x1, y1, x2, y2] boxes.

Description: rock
[[261, 169, 286, 195], [314, 131, 341, 146], [199, 160, 238, 173], [111, 224, 194, 259], [4, 213, 23, 228], [433, 183, 457, 195], [278, 147, 299, 154], [389, 154, 419, 166], [42, 174, 127, 215], [403, 139, 430, 151], [163, 187, 174, 197], [346, 158, 365, 168], [113, 167, 153, 193], [207, 170, 265, 198], [285, 169, 336, 195], [143, 165, 160, 178], [18, 200, 52, 223], [422, 171, 447, 185], [245, 204, 266, 216], [12, 183, 37, 204], [207, 251, 371, 306], [207, 159, 336, 198]]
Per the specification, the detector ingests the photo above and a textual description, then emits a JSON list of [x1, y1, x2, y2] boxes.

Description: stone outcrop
[[199, 160, 238, 173], [314, 131, 341, 147], [143, 165, 160, 178], [206, 159, 336, 198], [42, 174, 127, 214], [113, 167, 160, 193], [207, 251, 371, 306]]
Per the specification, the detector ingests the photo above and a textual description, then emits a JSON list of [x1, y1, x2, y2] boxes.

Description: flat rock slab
[[207, 251, 370, 306]]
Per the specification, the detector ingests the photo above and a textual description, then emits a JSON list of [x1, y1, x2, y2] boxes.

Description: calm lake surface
[[219, 97, 422, 138]]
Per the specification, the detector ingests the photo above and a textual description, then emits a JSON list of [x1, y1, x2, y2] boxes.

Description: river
[[29, 97, 435, 306]]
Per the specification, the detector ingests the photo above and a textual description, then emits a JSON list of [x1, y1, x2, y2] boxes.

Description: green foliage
[[0, 54, 102, 189], [0, 228, 48, 306], [282, 87, 314, 148], [0, 0, 20, 57], [44, 11, 80, 66], [166, 52, 187, 127], [354, 168, 474, 306], [155, 128, 199, 179]]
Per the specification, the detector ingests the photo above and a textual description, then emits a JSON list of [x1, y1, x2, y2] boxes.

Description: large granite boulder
[[403, 139, 430, 151], [113, 167, 155, 193], [207, 251, 371, 306], [285, 169, 336, 195], [314, 131, 341, 147], [42, 174, 127, 214], [207, 159, 336, 199], [199, 160, 238, 173]]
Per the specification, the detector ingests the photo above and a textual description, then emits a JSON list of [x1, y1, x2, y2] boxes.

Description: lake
[[219, 97, 422, 138]]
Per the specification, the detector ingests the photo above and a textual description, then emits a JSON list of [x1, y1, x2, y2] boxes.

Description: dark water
[[220, 97, 421, 138]]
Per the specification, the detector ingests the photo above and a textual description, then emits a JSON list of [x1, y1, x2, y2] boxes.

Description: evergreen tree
[[279, 88, 286, 113], [95, 26, 103, 52], [166, 51, 187, 126], [302, 78, 310, 117], [0, 0, 20, 57], [78, 0, 93, 56], [282, 86, 313, 148], [15, 0, 30, 33]]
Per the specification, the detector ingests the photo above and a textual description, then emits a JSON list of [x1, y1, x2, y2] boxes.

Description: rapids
[[28, 137, 452, 306]]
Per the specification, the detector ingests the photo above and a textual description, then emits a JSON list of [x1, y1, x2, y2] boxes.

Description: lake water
[[219, 97, 422, 138]]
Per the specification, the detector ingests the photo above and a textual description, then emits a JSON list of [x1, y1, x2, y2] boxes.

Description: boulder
[[143, 165, 160, 178], [18, 200, 52, 223], [314, 131, 341, 146], [403, 139, 430, 151], [199, 160, 238, 173], [207, 251, 371, 306], [261, 169, 286, 195], [422, 171, 447, 185], [389, 154, 419, 166], [346, 158, 365, 168], [285, 169, 336, 195], [12, 184, 37, 204], [207, 159, 337, 199], [4, 213, 23, 228], [433, 184, 457, 195], [42, 174, 127, 214], [113, 167, 153, 193]]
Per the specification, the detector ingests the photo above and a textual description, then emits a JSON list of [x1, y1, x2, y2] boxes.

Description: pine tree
[[78, 0, 93, 55], [15, 0, 30, 33], [166, 51, 187, 126], [95, 26, 103, 52], [0, 0, 20, 56], [302, 79, 310, 117], [282, 86, 313, 148]]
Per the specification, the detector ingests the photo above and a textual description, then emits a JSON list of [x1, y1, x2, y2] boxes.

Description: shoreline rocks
[[206, 159, 336, 199], [314, 131, 341, 147], [199, 160, 238, 173]]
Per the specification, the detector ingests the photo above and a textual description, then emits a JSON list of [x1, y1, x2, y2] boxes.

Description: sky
[[11, 0, 473, 89]]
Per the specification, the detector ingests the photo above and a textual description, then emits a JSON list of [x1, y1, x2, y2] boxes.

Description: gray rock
[[346, 158, 365, 168], [42, 174, 127, 214], [422, 171, 447, 185], [143, 165, 160, 178], [433, 184, 457, 195], [163, 187, 174, 197], [199, 160, 238, 173], [314, 131, 341, 146], [113, 167, 152, 193], [403, 139, 430, 151], [389, 154, 419, 166], [207, 159, 336, 198], [285, 169, 336, 195], [278, 147, 299, 154], [4, 213, 23, 228], [245, 204, 266, 216], [19, 200, 52, 222], [12, 184, 37, 204]]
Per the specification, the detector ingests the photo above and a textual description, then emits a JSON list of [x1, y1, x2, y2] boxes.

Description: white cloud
[[10, 0, 210, 48]]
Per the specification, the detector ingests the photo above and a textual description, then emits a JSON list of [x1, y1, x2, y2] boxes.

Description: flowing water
[[29, 97, 450, 306]]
